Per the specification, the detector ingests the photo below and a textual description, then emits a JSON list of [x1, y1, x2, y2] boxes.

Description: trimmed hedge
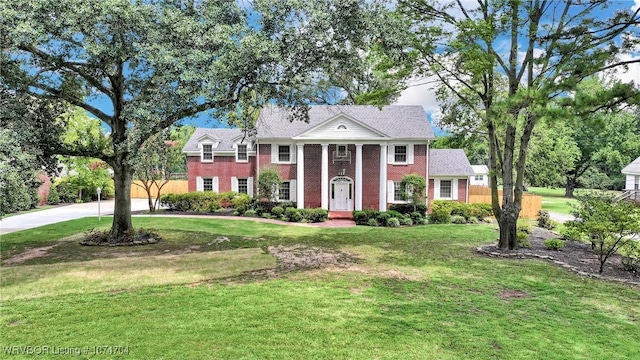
[[430, 201, 493, 224], [353, 209, 419, 227]]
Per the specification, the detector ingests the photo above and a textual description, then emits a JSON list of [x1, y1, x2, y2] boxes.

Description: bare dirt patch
[[3, 243, 61, 265], [478, 227, 640, 285], [499, 289, 530, 301]]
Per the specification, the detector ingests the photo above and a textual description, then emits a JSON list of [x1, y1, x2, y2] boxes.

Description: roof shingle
[[430, 149, 475, 176]]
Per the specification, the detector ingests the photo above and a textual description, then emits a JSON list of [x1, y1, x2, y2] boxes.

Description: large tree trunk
[[110, 163, 134, 242], [565, 176, 577, 197], [498, 201, 520, 249]]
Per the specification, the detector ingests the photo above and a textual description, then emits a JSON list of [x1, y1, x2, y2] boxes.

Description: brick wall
[[187, 155, 256, 192]]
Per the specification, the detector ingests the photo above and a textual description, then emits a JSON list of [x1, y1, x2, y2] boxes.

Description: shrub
[[243, 209, 257, 217], [559, 225, 583, 242], [469, 203, 493, 220], [271, 206, 285, 217], [389, 203, 427, 214], [353, 209, 379, 225], [451, 215, 467, 224], [467, 216, 479, 224], [544, 238, 565, 251], [231, 193, 252, 209], [377, 211, 392, 224], [620, 241, 640, 272], [386, 217, 400, 227], [429, 208, 451, 224], [218, 191, 237, 208], [537, 210, 555, 230], [47, 185, 60, 205], [159, 192, 221, 212], [367, 218, 379, 227], [386, 210, 403, 219], [410, 211, 423, 223], [285, 207, 303, 222], [302, 208, 328, 223], [516, 222, 531, 248], [400, 217, 413, 226], [261, 213, 272, 219]]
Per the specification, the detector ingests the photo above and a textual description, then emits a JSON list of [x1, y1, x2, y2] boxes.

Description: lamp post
[[97, 187, 102, 222]]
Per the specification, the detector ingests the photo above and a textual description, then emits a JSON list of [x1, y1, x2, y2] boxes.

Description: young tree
[[400, 0, 640, 249], [257, 168, 282, 202], [566, 192, 640, 274], [132, 129, 186, 212], [399, 174, 427, 212], [1, 0, 406, 242]]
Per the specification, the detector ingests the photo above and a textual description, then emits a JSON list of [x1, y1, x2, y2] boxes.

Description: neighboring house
[[429, 149, 474, 203], [622, 156, 640, 191], [183, 105, 472, 211], [470, 165, 489, 187]]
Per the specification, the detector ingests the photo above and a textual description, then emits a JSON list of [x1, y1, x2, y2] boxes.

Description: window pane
[[279, 181, 290, 200], [237, 144, 247, 161], [440, 180, 452, 198], [202, 144, 213, 160], [394, 146, 407, 163], [278, 145, 290, 162], [394, 181, 403, 201], [238, 178, 248, 194], [203, 178, 213, 192]]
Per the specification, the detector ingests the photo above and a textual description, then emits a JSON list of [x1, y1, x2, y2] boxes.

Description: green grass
[[2, 217, 639, 359], [528, 187, 578, 215]]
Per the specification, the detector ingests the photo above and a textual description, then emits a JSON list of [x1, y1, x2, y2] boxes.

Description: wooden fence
[[130, 180, 189, 199], [468, 186, 542, 219]]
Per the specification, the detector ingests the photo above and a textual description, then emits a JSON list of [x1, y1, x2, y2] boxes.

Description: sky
[[86, 0, 640, 131]]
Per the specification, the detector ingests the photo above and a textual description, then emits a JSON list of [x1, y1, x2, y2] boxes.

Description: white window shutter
[[452, 179, 459, 200], [213, 177, 219, 193], [408, 144, 414, 164], [231, 177, 238, 192], [434, 179, 440, 199], [247, 177, 254, 197], [290, 145, 297, 164], [196, 176, 203, 191], [387, 180, 395, 202], [290, 180, 297, 202], [271, 144, 277, 163], [387, 145, 394, 164]]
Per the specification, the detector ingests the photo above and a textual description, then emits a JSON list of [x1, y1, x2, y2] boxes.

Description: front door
[[330, 177, 353, 211]]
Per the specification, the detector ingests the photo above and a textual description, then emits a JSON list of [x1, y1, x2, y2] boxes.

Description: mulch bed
[[477, 227, 640, 286]]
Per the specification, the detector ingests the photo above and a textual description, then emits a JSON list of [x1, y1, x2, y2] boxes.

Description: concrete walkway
[[0, 199, 150, 235]]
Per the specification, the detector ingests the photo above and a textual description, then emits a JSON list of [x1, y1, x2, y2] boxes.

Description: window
[[337, 145, 347, 157], [474, 175, 484, 181], [202, 144, 213, 161], [203, 178, 213, 192], [337, 124, 347, 130], [440, 180, 452, 198], [394, 181, 403, 201], [278, 145, 290, 162], [237, 144, 248, 162], [394, 145, 407, 163], [238, 178, 248, 194], [279, 181, 290, 201]]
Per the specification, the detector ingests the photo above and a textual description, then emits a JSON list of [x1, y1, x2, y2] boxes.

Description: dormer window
[[237, 144, 248, 162], [202, 144, 213, 162]]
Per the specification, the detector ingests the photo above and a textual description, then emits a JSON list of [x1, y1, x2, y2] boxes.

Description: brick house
[[183, 105, 474, 211]]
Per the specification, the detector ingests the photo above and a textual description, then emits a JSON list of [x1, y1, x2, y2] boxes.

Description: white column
[[355, 144, 363, 211], [321, 144, 329, 210], [379, 144, 388, 211], [296, 143, 305, 209]]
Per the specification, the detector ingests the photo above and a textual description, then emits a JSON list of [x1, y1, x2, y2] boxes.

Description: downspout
[[256, 140, 260, 197], [425, 140, 430, 215]]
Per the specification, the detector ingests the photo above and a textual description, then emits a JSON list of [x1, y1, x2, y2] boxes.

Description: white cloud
[[394, 77, 442, 114], [633, 0, 640, 11]]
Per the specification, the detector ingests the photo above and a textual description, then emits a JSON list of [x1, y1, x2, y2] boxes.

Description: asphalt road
[[0, 199, 151, 235]]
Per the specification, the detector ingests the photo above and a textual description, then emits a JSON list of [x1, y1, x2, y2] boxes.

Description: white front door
[[330, 177, 353, 211]]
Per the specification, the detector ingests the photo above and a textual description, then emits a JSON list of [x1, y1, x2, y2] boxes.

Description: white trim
[[271, 144, 296, 164], [452, 178, 459, 200], [379, 144, 388, 211], [231, 177, 238, 192], [290, 179, 297, 202], [355, 144, 363, 211], [387, 180, 395, 204], [330, 176, 354, 211], [321, 144, 329, 210], [235, 144, 249, 163], [388, 144, 413, 165], [212, 177, 219, 193], [296, 144, 305, 208], [196, 176, 204, 191], [247, 177, 254, 197], [200, 143, 214, 163]]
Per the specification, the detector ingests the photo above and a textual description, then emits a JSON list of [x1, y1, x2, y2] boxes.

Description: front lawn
[[1, 217, 638, 359]]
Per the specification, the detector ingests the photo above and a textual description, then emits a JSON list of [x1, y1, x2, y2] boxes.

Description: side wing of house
[[429, 149, 475, 203], [622, 156, 640, 190], [182, 128, 257, 196], [470, 165, 490, 187]]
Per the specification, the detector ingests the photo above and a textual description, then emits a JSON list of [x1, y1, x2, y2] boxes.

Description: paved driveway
[[0, 199, 150, 235]]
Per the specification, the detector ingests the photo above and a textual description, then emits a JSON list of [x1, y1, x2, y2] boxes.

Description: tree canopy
[[400, 0, 640, 249]]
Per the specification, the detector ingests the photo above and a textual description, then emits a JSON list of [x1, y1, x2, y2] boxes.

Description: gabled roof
[[430, 149, 475, 176], [182, 128, 248, 153], [471, 165, 489, 175], [255, 105, 435, 140], [622, 156, 640, 175]]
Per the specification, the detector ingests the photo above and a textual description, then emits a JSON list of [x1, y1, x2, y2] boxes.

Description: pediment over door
[[294, 114, 389, 140]]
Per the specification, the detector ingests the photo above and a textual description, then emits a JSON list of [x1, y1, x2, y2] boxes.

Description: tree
[[566, 192, 640, 274], [257, 168, 282, 202], [1, 0, 405, 242], [399, 174, 427, 212], [132, 128, 187, 212], [524, 121, 579, 188], [400, 0, 640, 249]]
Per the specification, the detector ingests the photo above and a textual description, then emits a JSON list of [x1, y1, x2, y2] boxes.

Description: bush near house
[[353, 209, 427, 227], [429, 201, 493, 224]]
